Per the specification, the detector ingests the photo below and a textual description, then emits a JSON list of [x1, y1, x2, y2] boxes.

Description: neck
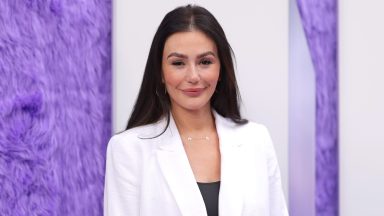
[[171, 105, 216, 134]]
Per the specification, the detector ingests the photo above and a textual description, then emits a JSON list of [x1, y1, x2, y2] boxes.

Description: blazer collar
[[214, 111, 245, 216], [156, 113, 207, 216], [156, 110, 244, 216]]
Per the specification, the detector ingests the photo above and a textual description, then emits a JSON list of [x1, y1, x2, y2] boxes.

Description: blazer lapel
[[214, 111, 245, 216], [156, 115, 207, 216]]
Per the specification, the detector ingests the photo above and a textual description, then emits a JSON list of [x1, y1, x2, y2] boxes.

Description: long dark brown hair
[[126, 4, 247, 133]]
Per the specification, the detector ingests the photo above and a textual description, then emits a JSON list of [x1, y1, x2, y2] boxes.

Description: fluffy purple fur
[[0, 1, 111, 215], [296, 0, 338, 215]]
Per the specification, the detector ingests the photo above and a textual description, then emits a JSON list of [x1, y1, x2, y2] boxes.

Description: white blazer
[[104, 111, 288, 216]]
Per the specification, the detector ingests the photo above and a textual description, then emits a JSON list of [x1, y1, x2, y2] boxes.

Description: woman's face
[[162, 30, 220, 112]]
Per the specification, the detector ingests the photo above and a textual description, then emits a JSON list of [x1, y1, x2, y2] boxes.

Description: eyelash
[[171, 61, 185, 66], [200, 59, 212, 65], [171, 59, 213, 66]]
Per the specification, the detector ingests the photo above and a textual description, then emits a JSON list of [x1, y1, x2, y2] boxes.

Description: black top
[[197, 181, 220, 216]]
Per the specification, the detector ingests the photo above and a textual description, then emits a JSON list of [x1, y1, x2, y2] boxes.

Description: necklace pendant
[[185, 136, 210, 142]]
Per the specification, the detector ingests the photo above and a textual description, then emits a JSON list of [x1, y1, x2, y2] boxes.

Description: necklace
[[186, 136, 210, 142]]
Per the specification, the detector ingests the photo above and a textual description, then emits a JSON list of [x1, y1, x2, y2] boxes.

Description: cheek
[[205, 66, 220, 86], [162, 68, 183, 88]]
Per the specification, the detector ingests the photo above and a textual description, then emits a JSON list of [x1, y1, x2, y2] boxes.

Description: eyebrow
[[167, 51, 216, 59]]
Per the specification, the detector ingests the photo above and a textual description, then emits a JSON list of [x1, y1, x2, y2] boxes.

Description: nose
[[186, 64, 200, 83]]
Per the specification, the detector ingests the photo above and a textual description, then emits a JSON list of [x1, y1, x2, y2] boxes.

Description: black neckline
[[197, 181, 221, 185]]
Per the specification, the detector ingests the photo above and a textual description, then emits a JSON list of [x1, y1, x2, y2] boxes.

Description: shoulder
[[215, 113, 273, 150], [238, 121, 273, 152], [218, 115, 271, 140], [240, 121, 278, 166], [239, 120, 270, 136], [246, 122, 273, 146], [106, 119, 166, 157]]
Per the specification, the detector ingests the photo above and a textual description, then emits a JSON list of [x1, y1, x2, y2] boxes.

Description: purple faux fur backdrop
[[296, 0, 338, 215], [0, 1, 111, 215]]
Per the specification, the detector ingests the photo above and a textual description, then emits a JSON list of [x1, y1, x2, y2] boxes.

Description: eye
[[171, 61, 185, 66], [200, 59, 212, 65]]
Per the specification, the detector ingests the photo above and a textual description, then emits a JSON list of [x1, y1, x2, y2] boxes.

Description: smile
[[181, 88, 206, 97]]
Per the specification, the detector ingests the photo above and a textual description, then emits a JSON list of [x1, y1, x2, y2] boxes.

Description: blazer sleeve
[[103, 135, 140, 216], [263, 126, 289, 216]]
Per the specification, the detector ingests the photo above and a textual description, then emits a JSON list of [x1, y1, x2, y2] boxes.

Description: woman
[[104, 5, 288, 216]]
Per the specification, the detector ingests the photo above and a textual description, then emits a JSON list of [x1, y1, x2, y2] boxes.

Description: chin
[[171, 95, 213, 112], [182, 102, 211, 112]]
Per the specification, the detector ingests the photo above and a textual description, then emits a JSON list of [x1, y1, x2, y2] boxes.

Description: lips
[[181, 87, 206, 97]]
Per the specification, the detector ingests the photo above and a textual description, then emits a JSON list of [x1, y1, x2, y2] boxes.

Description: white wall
[[339, 1, 384, 215], [288, 0, 315, 215], [113, 0, 289, 198]]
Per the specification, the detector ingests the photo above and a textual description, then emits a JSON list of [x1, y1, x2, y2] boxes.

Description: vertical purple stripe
[[296, 0, 339, 215], [0, 1, 111, 215]]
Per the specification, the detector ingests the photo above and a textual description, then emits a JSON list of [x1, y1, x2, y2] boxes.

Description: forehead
[[163, 30, 217, 55]]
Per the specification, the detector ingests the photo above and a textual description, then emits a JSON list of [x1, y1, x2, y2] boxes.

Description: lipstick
[[182, 88, 205, 97]]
